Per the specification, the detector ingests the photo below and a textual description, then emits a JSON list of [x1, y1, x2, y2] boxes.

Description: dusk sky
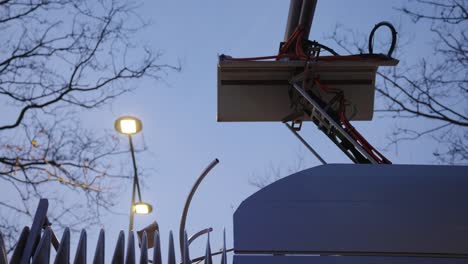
[[92, 0, 439, 260], [1, 0, 455, 262]]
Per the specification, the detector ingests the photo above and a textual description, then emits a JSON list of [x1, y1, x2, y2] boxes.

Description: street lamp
[[134, 202, 153, 215], [114, 116, 152, 233], [115, 116, 142, 135]]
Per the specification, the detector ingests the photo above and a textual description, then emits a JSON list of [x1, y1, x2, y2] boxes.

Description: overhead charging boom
[[217, 0, 399, 164]]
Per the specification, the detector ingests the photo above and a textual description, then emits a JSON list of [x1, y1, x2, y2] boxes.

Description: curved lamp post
[[115, 116, 152, 233], [179, 159, 219, 255]]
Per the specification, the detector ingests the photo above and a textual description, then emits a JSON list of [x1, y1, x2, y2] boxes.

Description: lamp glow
[[134, 202, 152, 214], [114, 116, 142, 135], [120, 119, 137, 134]]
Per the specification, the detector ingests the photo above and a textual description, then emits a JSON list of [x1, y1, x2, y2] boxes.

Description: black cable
[[315, 43, 340, 56], [317, 43, 340, 56], [368, 21, 397, 58], [305, 40, 340, 56]]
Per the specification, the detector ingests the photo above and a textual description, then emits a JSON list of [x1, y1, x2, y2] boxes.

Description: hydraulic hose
[[368, 21, 397, 58]]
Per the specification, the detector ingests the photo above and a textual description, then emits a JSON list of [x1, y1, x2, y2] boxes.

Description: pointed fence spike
[[152, 231, 162, 264], [31, 227, 51, 264], [92, 229, 105, 264], [0, 232, 8, 264], [204, 233, 212, 264], [111, 231, 125, 264], [139, 232, 148, 264], [220, 229, 227, 264], [182, 231, 190, 264], [73, 230, 87, 264], [10, 226, 30, 264], [46, 219, 60, 252], [167, 232, 175, 264], [53, 228, 70, 264], [125, 232, 135, 264], [21, 199, 48, 264]]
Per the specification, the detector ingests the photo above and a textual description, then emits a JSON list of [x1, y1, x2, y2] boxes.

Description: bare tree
[[328, 0, 467, 164], [0, 0, 177, 251]]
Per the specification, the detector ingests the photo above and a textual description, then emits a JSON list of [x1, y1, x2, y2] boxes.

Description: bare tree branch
[[0, 0, 178, 251], [326, 0, 467, 164]]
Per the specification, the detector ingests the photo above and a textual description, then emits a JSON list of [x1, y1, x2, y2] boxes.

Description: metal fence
[[0, 199, 227, 264]]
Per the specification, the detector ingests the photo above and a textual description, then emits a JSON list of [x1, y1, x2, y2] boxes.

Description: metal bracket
[[288, 80, 378, 164]]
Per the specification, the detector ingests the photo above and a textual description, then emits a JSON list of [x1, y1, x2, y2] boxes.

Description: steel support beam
[[284, 0, 303, 41], [284, 0, 317, 41], [298, 0, 317, 39]]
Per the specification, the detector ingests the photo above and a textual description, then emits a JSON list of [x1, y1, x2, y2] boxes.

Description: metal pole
[[128, 179, 136, 233], [284, 0, 303, 41], [179, 159, 219, 256], [188, 228, 213, 245], [128, 135, 142, 201], [128, 134, 142, 234], [298, 0, 318, 40], [284, 122, 327, 165]]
